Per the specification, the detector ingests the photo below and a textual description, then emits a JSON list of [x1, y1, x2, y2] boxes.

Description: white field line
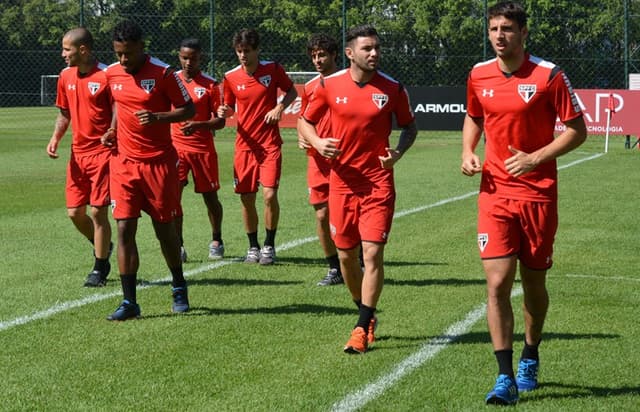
[[0, 153, 603, 335]]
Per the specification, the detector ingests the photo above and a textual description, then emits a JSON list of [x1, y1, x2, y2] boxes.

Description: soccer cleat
[[516, 358, 539, 392], [317, 268, 344, 286], [259, 245, 276, 265], [171, 286, 190, 313], [485, 374, 519, 405], [368, 315, 378, 344], [180, 246, 188, 263], [244, 247, 261, 264], [84, 266, 109, 287], [106, 300, 141, 321], [208, 241, 225, 259], [343, 326, 368, 354]]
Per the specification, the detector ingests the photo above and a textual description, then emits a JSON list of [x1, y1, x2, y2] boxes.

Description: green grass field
[[0, 106, 638, 411]]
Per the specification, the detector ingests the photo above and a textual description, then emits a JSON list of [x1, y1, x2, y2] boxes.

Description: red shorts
[[110, 151, 182, 223], [329, 187, 396, 250], [233, 147, 281, 193], [307, 154, 331, 205], [66, 150, 111, 208], [477, 192, 557, 270], [177, 149, 220, 193]]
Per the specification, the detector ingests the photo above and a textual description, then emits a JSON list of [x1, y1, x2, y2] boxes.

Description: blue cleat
[[485, 374, 519, 405], [107, 300, 141, 321], [171, 286, 190, 313], [516, 358, 539, 392]]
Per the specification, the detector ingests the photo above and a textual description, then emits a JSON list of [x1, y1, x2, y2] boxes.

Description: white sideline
[[0, 153, 604, 335]]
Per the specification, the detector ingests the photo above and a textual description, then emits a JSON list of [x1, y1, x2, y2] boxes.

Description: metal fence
[[1, 0, 639, 107]]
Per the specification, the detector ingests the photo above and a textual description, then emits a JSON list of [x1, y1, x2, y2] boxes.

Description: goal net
[[286, 71, 318, 85], [40, 74, 59, 106]]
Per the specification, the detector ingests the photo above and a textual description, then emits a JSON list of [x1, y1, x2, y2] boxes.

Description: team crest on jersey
[[88, 82, 100, 95], [194, 87, 206, 98], [259, 75, 272, 88], [478, 233, 489, 252], [372, 93, 389, 109], [518, 84, 536, 103], [140, 79, 156, 94]]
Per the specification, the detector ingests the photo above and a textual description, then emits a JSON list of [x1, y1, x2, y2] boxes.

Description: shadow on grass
[[451, 331, 620, 345], [385, 277, 485, 287], [519, 381, 640, 403], [142, 303, 354, 319]]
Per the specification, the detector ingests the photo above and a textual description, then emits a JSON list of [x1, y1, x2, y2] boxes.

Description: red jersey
[[171, 70, 220, 153], [300, 74, 332, 162], [105, 55, 192, 160], [303, 69, 415, 193], [466, 54, 582, 201], [55, 62, 112, 155], [222, 61, 294, 151]]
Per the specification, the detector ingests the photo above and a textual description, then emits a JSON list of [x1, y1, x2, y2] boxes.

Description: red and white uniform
[[299, 74, 332, 205], [171, 70, 222, 192], [56, 61, 113, 207], [222, 61, 294, 193], [303, 69, 415, 248], [105, 56, 192, 222], [106, 56, 191, 161], [222, 61, 293, 151], [466, 53, 582, 202], [466, 54, 582, 268]]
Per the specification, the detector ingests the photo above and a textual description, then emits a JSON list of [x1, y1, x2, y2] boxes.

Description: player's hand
[[378, 147, 401, 169], [505, 145, 537, 177], [313, 137, 341, 159], [180, 121, 195, 136], [264, 106, 282, 125], [46, 139, 59, 159], [135, 110, 157, 125], [461, 152, 482, 176], [217, 104, 233, 119], [101, 128, 117, 147], [298, 135, 311, 150]]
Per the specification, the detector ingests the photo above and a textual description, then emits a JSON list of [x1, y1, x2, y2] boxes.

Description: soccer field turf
[[0, 107, 638, 411]]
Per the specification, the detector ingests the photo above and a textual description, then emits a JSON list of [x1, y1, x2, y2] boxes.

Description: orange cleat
[[344, 326, 368, 354], [368, 316, 378, 344]]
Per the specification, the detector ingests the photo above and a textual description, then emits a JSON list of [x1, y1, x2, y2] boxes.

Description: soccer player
[[460, 2, 587, 405], [298, 25, 417, 353], [47, 27, 114, 288], [172, 38, 226, 262], [102, 20, 196, 321], [297, 33, 344, 286], [217, 29, 297, 265]]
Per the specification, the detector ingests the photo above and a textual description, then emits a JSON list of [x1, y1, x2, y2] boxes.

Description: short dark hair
[[306, 33, 338, 57], [180, 38, 201, 52], [113, 20, 143, 43], [66, 27, 94, 49], [232, 29, 260, 50], [345, 25, 378, 46], [488, 1, 527, 29]]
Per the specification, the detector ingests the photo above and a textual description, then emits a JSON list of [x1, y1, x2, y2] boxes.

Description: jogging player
[[47, 27, 114, 288], [217, 29, 297, 265], [299, 25, 417, 353], [461, 2, 587, 405], [103, 20, 196, 320], [172, 38, 226, 262], [297, 33, 344, 286]]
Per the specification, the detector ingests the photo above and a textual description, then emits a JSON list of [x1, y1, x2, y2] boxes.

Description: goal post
[[40, 74, 59, 106]]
